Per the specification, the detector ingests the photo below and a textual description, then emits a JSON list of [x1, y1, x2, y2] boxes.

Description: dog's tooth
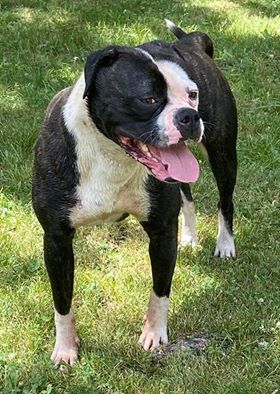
[[142, 144, 149, 152], [138, 141, 147, 151]]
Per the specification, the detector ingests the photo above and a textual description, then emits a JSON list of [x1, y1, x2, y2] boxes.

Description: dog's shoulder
[[37, 85, 75, 152], [45, 87, 73, 122]]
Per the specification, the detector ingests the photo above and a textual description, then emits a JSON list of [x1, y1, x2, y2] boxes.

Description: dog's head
[[83, 46, 203, 183]]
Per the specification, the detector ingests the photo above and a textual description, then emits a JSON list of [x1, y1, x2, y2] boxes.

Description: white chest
[[70, 163, 150, 228]]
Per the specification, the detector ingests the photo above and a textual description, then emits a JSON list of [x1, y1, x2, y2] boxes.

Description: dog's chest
[[63, 78, 150, 228], [70, 158, 150, 228]]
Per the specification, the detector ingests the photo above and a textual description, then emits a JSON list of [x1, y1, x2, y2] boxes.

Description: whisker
[[139, 129, 154, 137], [203, 121, 216, 127], [202, 120, 216, 130], [151, 133, 159, 146], [140, 129, 157, 144]]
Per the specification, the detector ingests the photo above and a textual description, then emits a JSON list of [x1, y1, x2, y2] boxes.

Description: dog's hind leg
[[180, 183, 198, 248], [202, 139, 237, 258], [44, 228, 79, 367]]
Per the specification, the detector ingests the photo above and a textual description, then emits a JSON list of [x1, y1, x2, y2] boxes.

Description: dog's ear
[[83, 46, 120, 99]]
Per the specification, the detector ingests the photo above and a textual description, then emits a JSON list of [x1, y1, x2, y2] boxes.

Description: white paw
[[180, 232, 198, 249], [139, 291, 169, 351], [215, 211, 236, 258], [51, 336, 80, 367], [139, 323, 168, 351], [214, 245, 236, 258], [52, 310, 79, 368], [214, 238, 236, 258]]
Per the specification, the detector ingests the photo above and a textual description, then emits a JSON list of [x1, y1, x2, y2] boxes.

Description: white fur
[[139, 290, 169, 351], [135, 48, 156, 64], [180, 192, 198, 248], [63, 75, 150, 228], [215, 210, 236, 257], [164, 19, 177, 30], [157, 60, 199, 96], [155, 60, 204, 144], [51, 309, 79, 367]]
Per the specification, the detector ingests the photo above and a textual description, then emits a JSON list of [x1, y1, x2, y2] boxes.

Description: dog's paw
[[139, 291, 169, 351], [179, 233, 198, 249], [214, 237, 236, 258], [139, 324, 168, 351], [51, 336, 80, 368], [215, 212, 236, 258]]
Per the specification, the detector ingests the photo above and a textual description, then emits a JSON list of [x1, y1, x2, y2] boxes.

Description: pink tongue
[[150, 143, 199, 183]]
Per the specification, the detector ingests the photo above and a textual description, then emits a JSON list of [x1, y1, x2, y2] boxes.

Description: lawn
[[0, 0, 280, 393]]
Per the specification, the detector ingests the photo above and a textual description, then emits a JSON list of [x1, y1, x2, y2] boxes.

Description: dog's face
[[84, 46, 204, 183]]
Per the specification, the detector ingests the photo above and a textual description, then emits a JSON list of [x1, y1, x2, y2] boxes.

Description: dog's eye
[[141, 97, 157, 104], [189, 91, 198, 100]]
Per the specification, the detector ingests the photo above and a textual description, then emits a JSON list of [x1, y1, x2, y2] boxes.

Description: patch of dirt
[[153, 335, 209, 361]]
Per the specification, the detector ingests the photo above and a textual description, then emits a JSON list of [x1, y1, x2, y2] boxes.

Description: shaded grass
[[0, 0, 280, 393]]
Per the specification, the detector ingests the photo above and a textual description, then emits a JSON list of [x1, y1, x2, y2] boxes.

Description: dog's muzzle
[[174, 108, 202, 142]]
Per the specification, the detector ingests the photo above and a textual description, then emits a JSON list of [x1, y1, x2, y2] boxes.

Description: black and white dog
[[32, 20, 237, 367]]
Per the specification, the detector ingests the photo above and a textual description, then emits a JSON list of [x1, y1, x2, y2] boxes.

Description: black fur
[[85, 47, 168, 146], [141, 177, 181, 297], [32, 88, 78, 314], [32, 87, 79, 232]]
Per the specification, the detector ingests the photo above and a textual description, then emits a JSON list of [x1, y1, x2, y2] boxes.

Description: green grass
[[0, 0, 280, 392]]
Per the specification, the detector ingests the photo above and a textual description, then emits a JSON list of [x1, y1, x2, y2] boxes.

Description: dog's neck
[[63, 74, 146, 184]]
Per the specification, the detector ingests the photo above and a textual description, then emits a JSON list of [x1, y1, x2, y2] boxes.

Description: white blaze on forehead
[[155, 60, 198, 106], [154, 60, 201, 145]]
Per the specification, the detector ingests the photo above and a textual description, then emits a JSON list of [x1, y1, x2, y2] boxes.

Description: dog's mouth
[[119, 136, 199, 183]]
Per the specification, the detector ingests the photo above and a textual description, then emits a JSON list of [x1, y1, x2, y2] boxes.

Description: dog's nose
[[175, 108, 200, 129], [174, 108, 201, 141]]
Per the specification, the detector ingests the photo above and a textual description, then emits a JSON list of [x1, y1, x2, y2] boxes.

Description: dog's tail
[[165, 19, 188, 40], [164, 19, 214, 58]]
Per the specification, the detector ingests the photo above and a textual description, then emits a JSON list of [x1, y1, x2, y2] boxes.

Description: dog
[[32, 20, 237, 367]]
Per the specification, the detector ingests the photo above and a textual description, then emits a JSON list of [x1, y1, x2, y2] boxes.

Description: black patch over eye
[[189, 91, 198, 100], [141, 97, 157, 104]]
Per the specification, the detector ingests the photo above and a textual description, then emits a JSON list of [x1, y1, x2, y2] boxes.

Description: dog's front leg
[[140, 217, 178, 351], [44, 229, 79, 367]]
